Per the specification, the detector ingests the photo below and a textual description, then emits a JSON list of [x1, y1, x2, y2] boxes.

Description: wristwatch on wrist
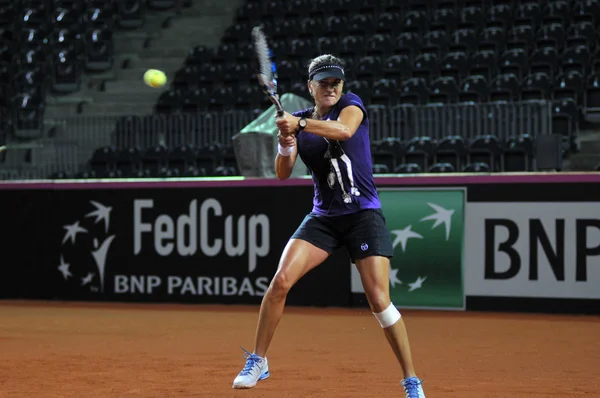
[[297, 117, 307, 131]]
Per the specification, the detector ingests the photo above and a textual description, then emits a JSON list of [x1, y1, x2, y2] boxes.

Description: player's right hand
[[278, 131, 296, 148]]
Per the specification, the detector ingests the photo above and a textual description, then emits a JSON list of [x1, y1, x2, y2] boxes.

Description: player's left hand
[[275, 112, 300, 136]]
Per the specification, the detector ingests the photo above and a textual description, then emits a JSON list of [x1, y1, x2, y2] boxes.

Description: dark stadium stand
[[2, 0, 599, 178]]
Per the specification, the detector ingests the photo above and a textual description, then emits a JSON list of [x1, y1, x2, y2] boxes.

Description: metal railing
[[0, 101, 553, 180], [369, 100, 553, 142]]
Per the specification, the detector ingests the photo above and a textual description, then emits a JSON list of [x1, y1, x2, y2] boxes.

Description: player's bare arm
[[276, 106, 363, 141], [274, 129, 298, 180]]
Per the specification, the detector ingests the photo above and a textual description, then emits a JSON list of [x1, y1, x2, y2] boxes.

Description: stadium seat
[[468, 135, 503, 172], [507, 25, 535, 51], [469, 49, 497, 80], [375, 12, 400, 35], [221, 145, 239, 174], [479, 27, 506, 52], [366, 33, 394, 57], [12, 92, 43, 139], [434, 135, 467, 171], [116, 1, 145, 30], [460, 5, 485, 30], [383, 54, 411, 80], [142, 145, 169, 176], [585, 72, 600, 110], [395, 31, 421, 57], [463, 162, 491, 173], [326, 15, 348, 37], [536, 23, 565, 51], [404, 136, 434, 171], [488, 4, 513, 28], [428, 162, 455, 173], [371, 78, 397, 105], [181, 88, 210, 112], [429, 76, 459, 103], [52, 49, 81, 93], [394, 163, 421, 174], [554, 70, 585, 103], [356, 55, 384, 85], [521, 72, 552, 100], [490, 73, 521, 102], [403, 10, 426, 33], [423, 30, 450, 55], [115, 147, 142, 176], [516, 2, 543, 27], [317, 36, 339, 55], [543, 1, 570, 25], [400, 77, 428, 105], [460, 74, 489, 102], [89, 146, 117, 174], [504, 134, 535, 172], [551, 98, 578, 140], [196, 143, 222, 176], [372, 137, 404, 172], [156, 90, 183, 114], [412, 52, 439, 81], [529, 46, 559, 78], [440, 51, 469, 82], [372, 164, 390, 174], [499, 48, 528, 78], [561, 45, 590, 75]]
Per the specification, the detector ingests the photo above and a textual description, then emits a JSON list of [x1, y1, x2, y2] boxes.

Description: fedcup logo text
[[59, 198, 272, 298], [133, 198, 270, 273]]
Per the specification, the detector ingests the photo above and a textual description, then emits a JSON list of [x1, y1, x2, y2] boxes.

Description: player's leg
[[253, 238, 329, 357], [233, 214, 338, 389], [346, 209, 426, 397], [355, 256, 425, 397], [355, 256, 417, 377]]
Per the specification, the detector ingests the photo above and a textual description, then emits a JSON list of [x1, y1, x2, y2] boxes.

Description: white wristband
[[278, 143, 294, 157]]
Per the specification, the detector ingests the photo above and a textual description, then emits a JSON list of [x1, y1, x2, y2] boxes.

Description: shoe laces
[[239, 347, 262, 376], [401, 377, 424, 398]]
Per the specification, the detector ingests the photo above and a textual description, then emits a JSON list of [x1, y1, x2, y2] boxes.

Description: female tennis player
[[233, 54, 426, 398]]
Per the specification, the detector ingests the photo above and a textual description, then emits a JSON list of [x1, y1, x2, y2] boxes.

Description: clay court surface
[[1, 301, 599, 397]]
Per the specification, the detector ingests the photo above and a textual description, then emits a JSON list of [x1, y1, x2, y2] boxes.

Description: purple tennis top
[[292, 93, 381, 216]]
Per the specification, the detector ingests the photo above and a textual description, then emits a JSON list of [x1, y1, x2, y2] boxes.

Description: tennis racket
[[0, 145, 5, 153], [251, 25, 284, 118]]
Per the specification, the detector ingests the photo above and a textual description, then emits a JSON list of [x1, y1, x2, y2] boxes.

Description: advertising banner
[[465, 202, 600, 299], [0, 183, 351, 307], [351, 188, 466, 310]]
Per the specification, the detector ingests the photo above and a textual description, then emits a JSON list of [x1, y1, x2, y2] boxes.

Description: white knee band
[[373, 303, 401, 328]]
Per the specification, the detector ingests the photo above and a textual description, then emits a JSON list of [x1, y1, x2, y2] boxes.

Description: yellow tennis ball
[[144, 69, 167, 88]]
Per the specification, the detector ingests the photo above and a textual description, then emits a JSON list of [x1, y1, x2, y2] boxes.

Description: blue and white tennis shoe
[[401, 377, 426, 398], [232, 348, 270, 389]]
